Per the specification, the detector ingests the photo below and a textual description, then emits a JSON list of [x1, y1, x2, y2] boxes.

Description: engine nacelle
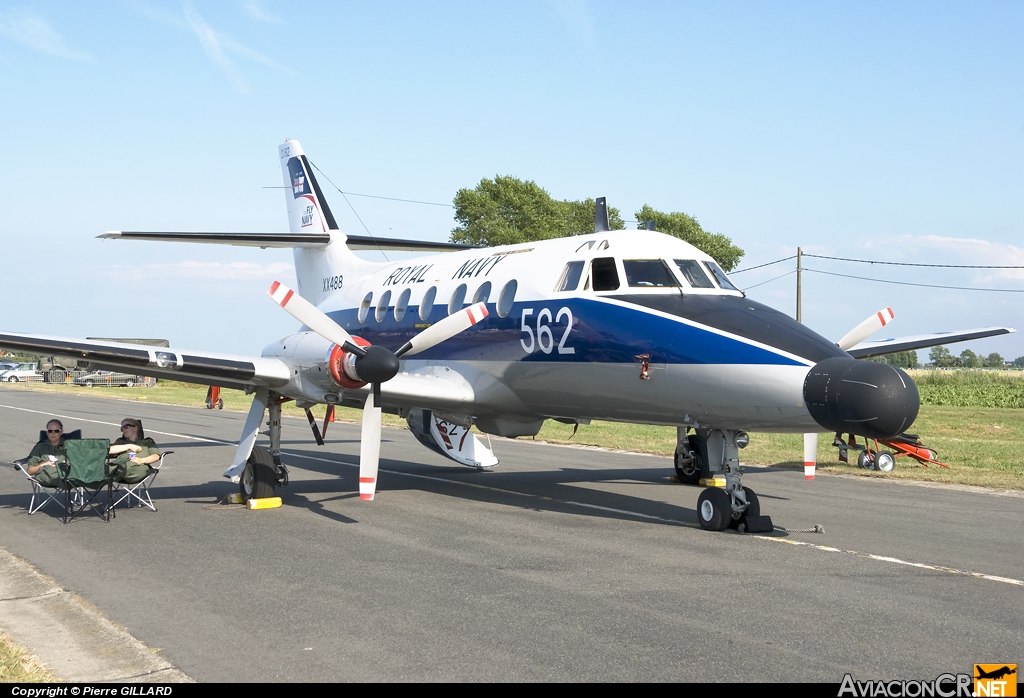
[[327, 337, 371, 389]]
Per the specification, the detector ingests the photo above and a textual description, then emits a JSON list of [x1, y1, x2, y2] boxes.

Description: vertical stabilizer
[[279, 140, 376, 306]]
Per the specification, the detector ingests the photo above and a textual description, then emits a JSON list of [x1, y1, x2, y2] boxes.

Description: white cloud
[[0, 11, 93, 61], [887, 235, 1024, 283], [238, 0, 283, 24], [551, 0, 596, 41], [183, 0, 249, 92], [104, 260, 295, 282]]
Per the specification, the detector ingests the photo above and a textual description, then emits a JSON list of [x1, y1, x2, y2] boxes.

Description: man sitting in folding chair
[[13, 419, 82, 515], [108, 418, 169, 512]]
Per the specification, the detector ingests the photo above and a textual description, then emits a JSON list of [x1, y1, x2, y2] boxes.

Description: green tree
[[984, 352, 1004, 368], [959, 349, 980, 368], [1014, 356, 1024, 369], [634, 205, 744, 271], [929, 345, 954, 367], [451, 176, 623, 246], [867, 350, 920, 369]]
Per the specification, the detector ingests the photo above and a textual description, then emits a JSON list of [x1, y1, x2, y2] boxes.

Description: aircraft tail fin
[[279, 140, 340, 234]]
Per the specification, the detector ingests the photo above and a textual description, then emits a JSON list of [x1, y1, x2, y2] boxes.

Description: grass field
[[0, 632, 54, 682], [3, 374, 1022, 489]]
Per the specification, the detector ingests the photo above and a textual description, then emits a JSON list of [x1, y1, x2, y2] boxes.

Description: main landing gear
[[239, 392, 289, 501], [675, 427, 773, 533]]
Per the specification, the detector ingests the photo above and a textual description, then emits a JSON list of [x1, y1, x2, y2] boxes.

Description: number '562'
[[520, 307, 575, 355]]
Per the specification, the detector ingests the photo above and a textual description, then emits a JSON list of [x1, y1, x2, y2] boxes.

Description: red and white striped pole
[[803, 433, 818, 480]]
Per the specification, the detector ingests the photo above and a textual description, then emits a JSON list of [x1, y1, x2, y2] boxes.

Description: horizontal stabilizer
[[847, 327, 1016, 359], [99, 231, 480, 252]]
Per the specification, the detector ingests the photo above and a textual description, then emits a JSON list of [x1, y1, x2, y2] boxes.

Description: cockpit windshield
[[623, 260, 679, 288], [674, 260, 715, 289], [703, 261, 739, 291]]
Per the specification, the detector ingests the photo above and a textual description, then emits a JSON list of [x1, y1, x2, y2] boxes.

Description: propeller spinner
[[268, 281, 488, 500]]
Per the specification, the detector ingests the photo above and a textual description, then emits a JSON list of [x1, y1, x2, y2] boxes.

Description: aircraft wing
[[0, 332, 291, 391], [99, 231, 480, 252], [847, 327, 1016, 359]]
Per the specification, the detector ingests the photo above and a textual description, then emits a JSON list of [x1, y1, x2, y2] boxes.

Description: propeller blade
[[803, 433, 818, 480], [396, 302, 489, 357], [358, 384, 382, 501], [837, 307, 895, 351], [268, 281, 362, 354]]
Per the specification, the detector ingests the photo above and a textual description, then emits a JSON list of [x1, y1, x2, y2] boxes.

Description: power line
[[308, 160, 389, 262], [804, 254, 1024, 269], [804, 268, 1024, 293], [731, 256, 797, 274], [741, 269, 796, 291]]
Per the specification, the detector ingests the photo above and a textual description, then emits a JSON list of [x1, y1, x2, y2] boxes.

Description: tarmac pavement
[[0, 386, 1021, 682]]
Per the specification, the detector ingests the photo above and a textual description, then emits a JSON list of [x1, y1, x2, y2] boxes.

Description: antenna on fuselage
[[595, 197, 610, 233], [645, 220, 656, 231]]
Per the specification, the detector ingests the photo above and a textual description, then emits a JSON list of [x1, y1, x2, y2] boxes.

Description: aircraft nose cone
[[353, 345, 400, 384], [803, 357, 919, 439]]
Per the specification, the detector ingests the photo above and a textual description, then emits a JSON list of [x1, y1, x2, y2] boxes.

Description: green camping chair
[[62, 438, 112, 523]]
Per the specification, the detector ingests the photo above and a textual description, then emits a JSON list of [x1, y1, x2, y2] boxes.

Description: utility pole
[[796, 247, 802, 323]]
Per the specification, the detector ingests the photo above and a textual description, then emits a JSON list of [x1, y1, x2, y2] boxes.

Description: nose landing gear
[[684, 428, 774, 533]]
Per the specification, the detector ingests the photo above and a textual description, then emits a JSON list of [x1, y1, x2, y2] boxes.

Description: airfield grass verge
[[0, 632, 55, 682], [3, 378, 1022, 489]]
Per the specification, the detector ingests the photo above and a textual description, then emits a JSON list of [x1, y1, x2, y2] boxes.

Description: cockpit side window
[[703, 260, 739, 291], [623, 260, 679, 288], [590, 257, 620, 291], [555, 261, 585, 292], [674, 259, 715, 289]]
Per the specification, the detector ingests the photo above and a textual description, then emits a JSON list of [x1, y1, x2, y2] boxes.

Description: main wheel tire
[[217, 398, 224, 410], [697, 487, 732, 531], [857, 451, 874, 470], [240, 446, 276, 501], [675, 433, 710, 485], [729, 487, 761, 529], [875, 451, 896, 472]]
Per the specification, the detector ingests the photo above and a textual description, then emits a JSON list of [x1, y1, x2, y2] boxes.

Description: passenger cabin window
[[674, 260, 715, 289], [471, 281, 491, 305], [497, 279, 517, 317], [394, 288, 411, 322], [358, 292, 373, 323], [555, 261, 585, 292], [418, 286, 437, 321], [375, 290, 391, 323], [623, 260, 679, 288], [703, 261, 739, 291], [590, 257, 620, 292], [448, 283, 467, 315]]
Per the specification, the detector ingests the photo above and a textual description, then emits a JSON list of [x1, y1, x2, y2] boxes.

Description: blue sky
[[1, 1, 1022, 361]]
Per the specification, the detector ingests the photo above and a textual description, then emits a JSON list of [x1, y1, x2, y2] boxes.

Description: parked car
[[0, 361, 19, 372], [0, 363, 43, 382], [73, 370, 150, 388]]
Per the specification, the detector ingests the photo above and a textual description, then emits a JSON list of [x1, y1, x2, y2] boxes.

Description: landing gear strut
[[238, 393, 289, 501], [688, 428, 773, 533]]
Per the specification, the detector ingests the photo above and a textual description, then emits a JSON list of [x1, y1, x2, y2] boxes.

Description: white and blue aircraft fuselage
[[1, 140, 1012, 532]]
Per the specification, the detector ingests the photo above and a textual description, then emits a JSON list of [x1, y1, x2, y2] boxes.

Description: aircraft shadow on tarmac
[[0, 441, 791, 533]]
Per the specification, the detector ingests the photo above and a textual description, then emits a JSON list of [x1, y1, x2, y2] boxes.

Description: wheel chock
[[246, 496, 282, 510], [743, 515, 774, 533], [699, 477, 727, 487], [226, 493, 244, 504]]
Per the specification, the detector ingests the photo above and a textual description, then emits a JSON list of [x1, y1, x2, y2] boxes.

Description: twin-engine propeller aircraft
[[0, 140, 1015, 531]]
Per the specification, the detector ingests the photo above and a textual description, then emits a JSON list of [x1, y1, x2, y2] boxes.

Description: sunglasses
[[121, 425, 136, 430], [47, 429, 62, 434]]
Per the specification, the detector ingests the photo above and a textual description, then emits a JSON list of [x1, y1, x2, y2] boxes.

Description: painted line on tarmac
[[0, 403, 236, 445], [288, 450, 1024, 589], [754, 536, 1024, 587]]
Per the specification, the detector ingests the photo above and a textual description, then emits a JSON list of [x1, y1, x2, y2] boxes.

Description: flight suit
[[110, 437, 162, 483], [26, 440, 67, 487]]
